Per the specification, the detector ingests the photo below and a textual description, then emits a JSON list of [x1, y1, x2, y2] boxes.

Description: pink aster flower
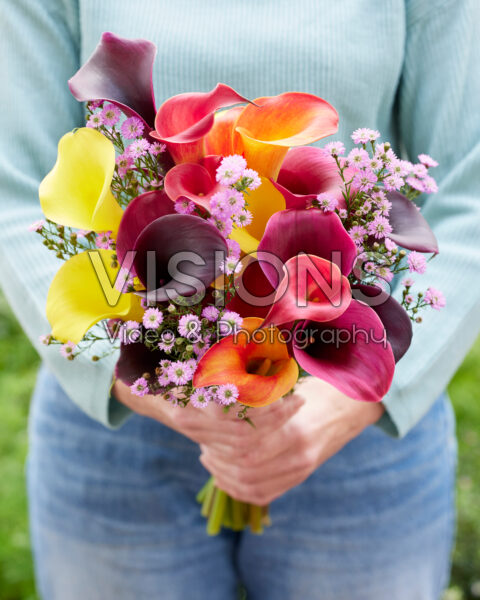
[[158, 330, 175, 353], [101, 103, 121, 127], [157, 371, 171, 386], [375, 265, 394, 282], [338, 208, 348, 220], [226, 239, 241, 260], [363, 262, 376, 274], [384, 238, 397, 252], [178, 314, 201, 340], [376, 198, 392, 216], [174, 198, 195, 214], [243, 168, 261, 190], [323, 141, 345, 156], [406, 177, 425, 192], [28, 219, 45, 232], [116, 153, 134, 177], [86, 113, 102, 129], [190, 388, 212, 408], [193, 335, 211, 358], [150, 142, 167, 155], [87, 100, 103, 111], [422, 176, 439, 194], [121, 116, 145, 139], [215, 383, 239, 406], [347, 148, 370, 169], [123, 320, 142, 345], [224, 189, 245, 214], [60, 341, 76, 358], [368, 215, 392, 239], [131, 377, 149, 397], [95, 231, 114, 249], [412, 163, 428, 179], [168, 361, 193, 385], [234, 210, 253, 227], [143, 307, 163, 329], [418, 154, 438, 168], [402, 278, 415, 288], [220, 257, 242, 275], [387, 159, 410, 178], [127, 139, 150, 158], [354, 169, 377, 192], [424, 287, 446, 310], [210, 190, 235, 219], [404, 294, 414, 304], [208, 216, 233, 237], [369, 157, 382, 171], [316, 192, 338, 212], [218, 311, 243, 336], [384, 174, 404, 191], [349, 225, 367, 245], [407, 251, 427, 274], [202, 306, 219, 322], [39, 334, 52, 346], [115, 267, 134, 293], [216, 155, 247, 186], [351, 128, 380, 144]]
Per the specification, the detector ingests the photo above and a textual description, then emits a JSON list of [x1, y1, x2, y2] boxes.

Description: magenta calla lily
[[226, 259, 276, 319], [352, 284, 412, 362], [151, 84, 251, 164], [116, 190, 175, 267], [293, 301, 396, 402], [68, 32, 157, 129], [262, 254, 352, 328], [132, 214, 227, 303], [385, 191, 439, 253], [272, 146, 346, 210], [164, 155, 223, 211], [257, 208, 357, 286]]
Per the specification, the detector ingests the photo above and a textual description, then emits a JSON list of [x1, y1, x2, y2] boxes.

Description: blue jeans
[[28, 366, 457, 600]]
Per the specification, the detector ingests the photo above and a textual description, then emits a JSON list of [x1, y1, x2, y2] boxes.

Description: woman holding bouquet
[[1, 1, 479, 599]]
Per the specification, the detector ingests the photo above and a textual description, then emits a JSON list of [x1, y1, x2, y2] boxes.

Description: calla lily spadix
[[46, 249, 143, 344], [39, 128, 123, 234], [193, 317, 299, 407]]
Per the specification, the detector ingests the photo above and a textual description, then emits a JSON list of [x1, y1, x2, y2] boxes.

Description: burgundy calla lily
[[133, 214, 227, 303], [68, 32, 157, 129], [257, 208, 357, 286], [115, 338, 166, 387], [116, 190, 175, 267], [352, 284, 412, 362], [386, 191, 439, 253], [272, 146, 346, 210], [293, 301, 395, 402], [262, 254, 352, 328], [164, 155, 223, 211], [151, 84, 250, 164], [226, 259, 276, 319]]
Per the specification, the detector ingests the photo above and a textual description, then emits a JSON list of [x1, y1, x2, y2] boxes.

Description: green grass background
[[0, 292, 479, 600]]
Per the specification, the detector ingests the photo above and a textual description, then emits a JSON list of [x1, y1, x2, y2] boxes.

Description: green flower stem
[[200, 477, 215, 518], [207, 488, 228, 536], [231, 498, 246, 531], [196, 478, 211, 504], [249, 504, 264, 535]]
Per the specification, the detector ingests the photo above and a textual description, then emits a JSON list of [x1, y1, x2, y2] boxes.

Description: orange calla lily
[[192, 317, 298, 407]]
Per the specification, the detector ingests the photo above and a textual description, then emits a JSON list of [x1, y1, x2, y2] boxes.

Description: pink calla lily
[[164, 155, 223, 211], [69, 32, 157, 129], [386, 191, 439, 253], [293, 301, 395, 402], [257, 208, 357, 286], [272, 146, 346, 209], [262, 254, 352, 328]]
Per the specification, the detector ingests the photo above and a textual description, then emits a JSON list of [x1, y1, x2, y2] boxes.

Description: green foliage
[[0, 291, 479, 599]]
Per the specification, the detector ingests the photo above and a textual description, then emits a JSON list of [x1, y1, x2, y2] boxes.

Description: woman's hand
[[199, 378, 385, 505], [112, 379, 305, 449]]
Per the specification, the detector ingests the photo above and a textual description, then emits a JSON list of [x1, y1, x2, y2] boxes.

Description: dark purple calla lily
[[272, 146, 346, 210], [116, 190, 175, 267], [293, 300, 395, 402], [69, 32, 157, 128], [257, 208, 357, 286], [386, 191, 439, 253], [352, 284, 412, 362], [133, 214, 227, 303], [115, 339, 166, 387]]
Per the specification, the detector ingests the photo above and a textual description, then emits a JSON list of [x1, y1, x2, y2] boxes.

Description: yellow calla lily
[[39, 128, 123, 233], [46, 249, 143, 343], [230, 177, 286, 254]]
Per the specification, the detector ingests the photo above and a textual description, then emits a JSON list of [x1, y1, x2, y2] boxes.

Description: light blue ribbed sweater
[[1, 0, 479, 436]]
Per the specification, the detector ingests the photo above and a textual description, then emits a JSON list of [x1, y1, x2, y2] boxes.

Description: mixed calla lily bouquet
[[33, 32, 444, 535]]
